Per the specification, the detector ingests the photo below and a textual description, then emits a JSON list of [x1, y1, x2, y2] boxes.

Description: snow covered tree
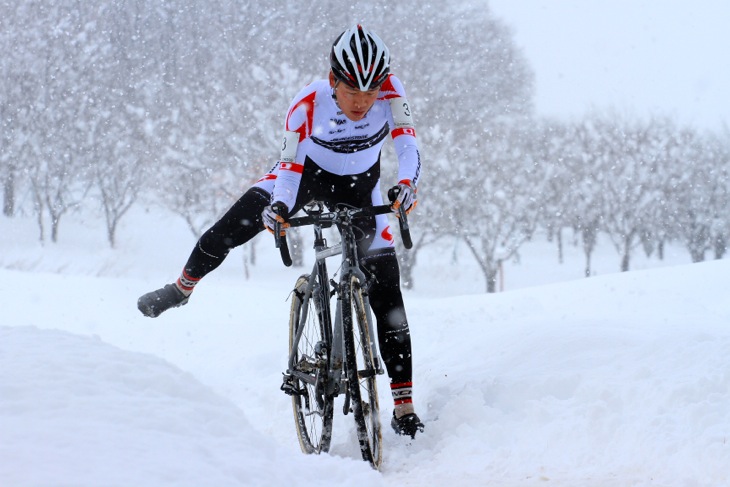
[[665, 126, 729, 262], [583, 115, 667, 272], [706, 131, 730, 259], [431, 123, 544, 292]]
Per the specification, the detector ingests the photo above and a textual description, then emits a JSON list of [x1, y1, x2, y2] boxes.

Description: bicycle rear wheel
[[342, 275, 382, 468], [288, 274, 334, 454]]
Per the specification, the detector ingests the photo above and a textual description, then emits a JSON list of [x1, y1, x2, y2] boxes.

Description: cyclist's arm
[[271, 85, 318, 211], [272, 130, 303, 212], [383, 75, 421, 188]]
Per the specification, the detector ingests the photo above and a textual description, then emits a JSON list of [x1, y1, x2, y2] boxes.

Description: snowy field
[[1, 208, 729, 486]]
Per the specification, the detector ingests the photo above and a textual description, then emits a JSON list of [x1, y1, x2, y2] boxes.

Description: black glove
[[391, 179, 417, 215]]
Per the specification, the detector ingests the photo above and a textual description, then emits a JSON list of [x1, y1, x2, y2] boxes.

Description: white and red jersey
[[255, 74, 421, 211]]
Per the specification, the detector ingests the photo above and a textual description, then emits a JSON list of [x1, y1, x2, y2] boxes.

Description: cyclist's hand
[[262, 201, 289, 235], [391, 179, 417, 215]]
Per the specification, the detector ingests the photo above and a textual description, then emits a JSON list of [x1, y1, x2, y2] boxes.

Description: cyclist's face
[[329, 71, 380, 121]]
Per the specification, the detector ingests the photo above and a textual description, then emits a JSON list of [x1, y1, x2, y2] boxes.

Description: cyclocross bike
[[273, 193, 412, 469]]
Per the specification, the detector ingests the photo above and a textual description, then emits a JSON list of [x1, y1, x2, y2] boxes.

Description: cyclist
[[138, 25, 424, 438]]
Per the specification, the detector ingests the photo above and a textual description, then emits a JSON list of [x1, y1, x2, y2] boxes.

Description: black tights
[[184, 187, 269, 278], [360, 250, 413, 384]]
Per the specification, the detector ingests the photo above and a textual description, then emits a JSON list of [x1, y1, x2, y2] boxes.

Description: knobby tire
[[342, 274, 383, 469]]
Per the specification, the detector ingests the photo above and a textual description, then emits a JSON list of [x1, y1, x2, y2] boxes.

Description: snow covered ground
[[1, 209, 729, 486]]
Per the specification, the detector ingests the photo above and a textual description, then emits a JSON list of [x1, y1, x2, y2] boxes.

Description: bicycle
[[274, 193, 412, 469]]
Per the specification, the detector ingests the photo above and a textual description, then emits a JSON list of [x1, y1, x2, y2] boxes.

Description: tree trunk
[[620, 251, 630, 272], [714, 234, 726, 260], [3, 168, 14, 217], [462, 235, 494, 294], [690, 248, 705, 263], [581, 224, 597, 277], [620, 233, 633, 272], [51, 216, 61, 243], [106, 220, 117, 249], [486, 267, 498, 293], [33, 191, 45, 243], [556, 227, 563, 264]]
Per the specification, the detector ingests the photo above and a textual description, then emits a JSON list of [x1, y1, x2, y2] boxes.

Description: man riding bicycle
[[138, 24, 424, 438]]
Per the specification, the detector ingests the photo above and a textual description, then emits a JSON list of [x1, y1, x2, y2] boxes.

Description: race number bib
[[280, 131, 299, 163], [389, 97, 414, 129]]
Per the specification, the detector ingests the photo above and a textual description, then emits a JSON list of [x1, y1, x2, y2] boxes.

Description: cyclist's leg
[[360, 248, 424, 437], [138, 181, 271, 317], [355, 182, 412, 392], [360, 249, 412, 383], [183, 186, 269, 281]]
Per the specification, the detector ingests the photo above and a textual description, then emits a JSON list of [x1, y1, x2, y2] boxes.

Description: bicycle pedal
[[358, 368, 376, 379]]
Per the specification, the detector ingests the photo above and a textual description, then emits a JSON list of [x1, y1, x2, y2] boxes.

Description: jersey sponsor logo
[[390, 381, 413, 404], [311, 124, 389, 154], [414, 150, 421, 185], [392, 389, 412, 398]]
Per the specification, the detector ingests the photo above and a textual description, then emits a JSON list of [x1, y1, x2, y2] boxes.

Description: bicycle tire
[[288, 274, 334, 454], [342, 274, 383, 468]]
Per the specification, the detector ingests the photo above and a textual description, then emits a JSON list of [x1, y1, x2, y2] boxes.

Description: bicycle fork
[[332, 275, 385, 419]]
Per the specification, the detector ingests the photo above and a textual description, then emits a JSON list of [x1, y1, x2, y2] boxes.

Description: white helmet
[[330, 25, 390, 91]]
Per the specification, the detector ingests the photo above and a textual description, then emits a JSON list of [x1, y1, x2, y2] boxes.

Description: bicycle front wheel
[[342, 275, 382, 469], [288, 274, 334, 454]]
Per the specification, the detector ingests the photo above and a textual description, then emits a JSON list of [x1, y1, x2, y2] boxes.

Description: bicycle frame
[[286, 203, 383, 396], [278, 199, 411, 468]]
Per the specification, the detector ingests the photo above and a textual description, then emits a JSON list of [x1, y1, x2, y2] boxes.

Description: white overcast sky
[[488, 0, 730, 130]]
